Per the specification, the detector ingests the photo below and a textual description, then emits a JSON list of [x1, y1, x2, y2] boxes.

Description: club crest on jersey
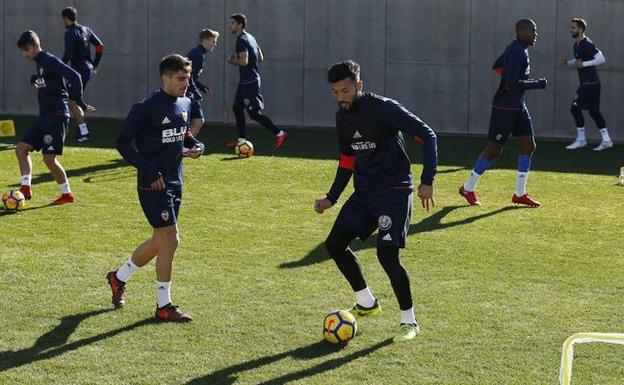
[[378, 215, 392, 230], [161, 210, 170, 222], [181, 111, 188, 122]]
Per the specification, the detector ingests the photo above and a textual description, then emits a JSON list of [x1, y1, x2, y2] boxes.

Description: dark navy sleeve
[[236, 36, 247, 54], [382, 99, 438, 185], [88, 28, 104, 68], [326, 115, 354, 204], [116, 103, 161, 182], [583, 40, 599, 58], [492, 53, 504, 74], [190, 52, 208, 93], [48, 56, 87, 109], [62, 30, 74, 63], [504, 48, 546, 91]]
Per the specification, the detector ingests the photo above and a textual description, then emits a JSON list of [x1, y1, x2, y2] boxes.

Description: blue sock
[[518, 154, 532, 172], [474, 155, 490, 175]]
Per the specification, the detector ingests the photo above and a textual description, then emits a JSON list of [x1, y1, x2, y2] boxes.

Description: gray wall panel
[[1, 0, 623, 140]]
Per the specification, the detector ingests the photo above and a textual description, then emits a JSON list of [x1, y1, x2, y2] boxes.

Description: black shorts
[[234, 82, 264, 112], [488, 106, 533, 144], [573, 83, 601, 111], [138, 188, 182, 228], [21, 115, 69, 155], [333, 189, 413, 248], [190, 99, 204, 120]]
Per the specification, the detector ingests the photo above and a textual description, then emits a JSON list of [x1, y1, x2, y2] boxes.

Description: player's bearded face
[[570, 25, 580, 38], [331, 79, 362, 111]]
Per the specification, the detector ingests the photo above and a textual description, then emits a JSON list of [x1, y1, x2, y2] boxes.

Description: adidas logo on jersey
[[353, 131, 362, 139], [161, 117, 171, 124]]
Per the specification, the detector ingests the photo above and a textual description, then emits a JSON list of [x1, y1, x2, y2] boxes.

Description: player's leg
[[460, 108, 508, 205], [589, 84, 612, 151], [41, 117, 73, 205], [68, 100, 90, 143], [106, 239, 157, 309], [327, 195, 381, 317], [42, 154, 74, 205], [15, 142, 34, 200], [566, 96, 587, 149], [189, 99, 205, 136], [512, 135, 540, 207], [245, 87, 288, 149], [227, 85, 247, 147]]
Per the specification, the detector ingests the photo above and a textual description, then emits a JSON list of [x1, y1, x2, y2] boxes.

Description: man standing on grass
[[61, 6, 104, 143], [186, 28, 219, 136], [459, 19, 546, 208], [562, 18, 612, 151], [314, 60, 437, 342], [16, 30, 94, 205], [107, 54, 204, 322], [226, 13, 288, 150]]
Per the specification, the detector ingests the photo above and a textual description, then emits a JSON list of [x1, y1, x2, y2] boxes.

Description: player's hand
[[575, 59, 583, 68], [150, 176, 165, 191], [314, 198, 333, 214], [183, 146, 203, 159], [227, 53, 238, 65], [417, 184, 435, 211], [84, 104, 96, 113]]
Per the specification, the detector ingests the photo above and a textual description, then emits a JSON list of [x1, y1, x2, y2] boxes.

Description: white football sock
[[59, 182, 71, 194], [157, 281, 172, 308], [400, 307, 417, 325], [576, 127, 586, 141], [276, 130, 285, 137], [515, 172, 528, 196], [354, 287, 376, 308], [600, 128, 611, 142], [237, 137, 246, 143], [463, 171, 482, 192], [78, 123, 89, 136], [116, 258, 140, 282], [21, 175, 32, 186]]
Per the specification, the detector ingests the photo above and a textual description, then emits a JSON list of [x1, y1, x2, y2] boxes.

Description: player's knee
[[157, 228, 179, 248], [42, 154, 57, 167], [521, 142, 536, 155], [325, 233, 349, 258], [376, 246, 403, 273]]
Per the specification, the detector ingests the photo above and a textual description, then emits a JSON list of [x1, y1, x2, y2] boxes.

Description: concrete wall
[[1, 0, 622, 140]]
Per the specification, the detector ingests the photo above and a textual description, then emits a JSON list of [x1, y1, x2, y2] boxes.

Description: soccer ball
[[323, 310, 357, 344], [235, 140, 254, 158], [2, 190, 26, 211]]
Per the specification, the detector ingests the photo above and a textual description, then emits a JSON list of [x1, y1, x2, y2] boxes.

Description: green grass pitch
[[0, 115, 622, 384]]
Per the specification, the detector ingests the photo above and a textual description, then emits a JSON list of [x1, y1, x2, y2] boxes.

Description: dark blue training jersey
[[62, 23, 104, 72], [31, 50, 86, 117], [492, 39, 546, 110], [116, 90, 202, 189], [327, 93, 438, 203], [236, 31, 261, 84], [186, 44, 208, 101], [574, 37, 600, 84]]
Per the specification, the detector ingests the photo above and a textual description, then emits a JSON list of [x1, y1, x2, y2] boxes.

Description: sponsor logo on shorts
[[378, 215, 392, 230], [496, 134, 502, 141], [161, 210, 170, 222]]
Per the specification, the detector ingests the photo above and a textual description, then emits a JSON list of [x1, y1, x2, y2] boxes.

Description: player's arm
[[61, 31, 74, 64], [492, 53, 504, 74], [116, 104, 161, 182], [258, 47, 264, 62], [504, 49, 546, 91], [229, 38, 249, 67], [580, 49, 605, 67], [190, 54, 209, 93], [315, 121, 354, 214], [51, 57, 93, 110], [88, 29, 104, 69], [182, 131, 205, 159]]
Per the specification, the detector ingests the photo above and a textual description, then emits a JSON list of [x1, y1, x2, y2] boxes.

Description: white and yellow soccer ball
[[235, 140, 254, 158], [323, 310, 357, 344], [2, 190, 26, 211]]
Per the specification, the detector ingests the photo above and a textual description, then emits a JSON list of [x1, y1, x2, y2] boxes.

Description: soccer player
[[226, 13, 288, 150], [61, 6, 104, 143], [459, 19, 546, 208], [562, 18, 612, 151], [15, 30, 94, 205], [186, 28, 219, 136], [314, 60, 437, 342], [107, 54, 205, 322]]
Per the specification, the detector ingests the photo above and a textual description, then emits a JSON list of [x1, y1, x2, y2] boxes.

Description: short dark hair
[[159, 54, 192, 76], [515, 18, 536, 33], [61, 6, 77, 22], [230, 13, 247, 29], [17, 30, 39, 49], [199, 28, 219, 41], [327, 60, 360, 83], [572, 18, 587, 32]]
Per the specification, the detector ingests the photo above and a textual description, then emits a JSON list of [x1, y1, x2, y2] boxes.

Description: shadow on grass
[[280, 205, 522, 269], [186, 338, 392, 385], [0, 309, 156, 372], [0, 202, 59, 217]]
